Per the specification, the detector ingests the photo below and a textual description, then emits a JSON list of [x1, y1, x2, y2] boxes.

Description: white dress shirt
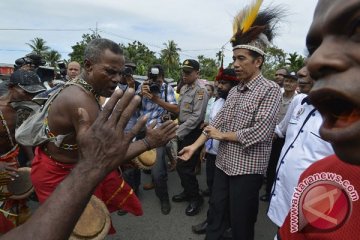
[[267, 94, 334, 227], [205, 98, 225, 155]]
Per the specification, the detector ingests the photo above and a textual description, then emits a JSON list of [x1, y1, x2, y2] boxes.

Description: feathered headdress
[[231, 0, 283, 56]]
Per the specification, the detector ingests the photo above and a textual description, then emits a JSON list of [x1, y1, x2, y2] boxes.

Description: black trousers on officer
[[206, 167, 263, 240], [176, 128, 202, 200]]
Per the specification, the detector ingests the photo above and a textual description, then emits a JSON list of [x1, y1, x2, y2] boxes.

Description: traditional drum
[[132, 149, 157, 169], [69, 195, 110, 240], [7, 167, 34, 200]]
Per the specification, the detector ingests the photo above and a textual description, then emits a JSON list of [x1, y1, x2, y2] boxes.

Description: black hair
[[84, 38, 123, 64], [248, 50, 264, 69]]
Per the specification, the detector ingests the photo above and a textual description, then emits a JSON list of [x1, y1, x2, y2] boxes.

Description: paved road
[[107, 164, 277, 240]]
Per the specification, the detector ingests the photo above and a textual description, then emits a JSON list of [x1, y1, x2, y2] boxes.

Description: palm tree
[[161, 40, 181, 69], [45, 50, 62, 67], [26, 37, 50, 57]]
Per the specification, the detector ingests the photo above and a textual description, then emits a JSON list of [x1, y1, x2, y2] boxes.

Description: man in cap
[[173, 59, 209, 216], [178, 68, 239, 235], [178, 2, 283, 238], [136, 64, 178, 215], [0, 69, 46, 232], [277, 0, 360, 238]]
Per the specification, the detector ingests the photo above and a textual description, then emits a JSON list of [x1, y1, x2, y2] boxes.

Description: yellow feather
[[240, 0, 263, 33]]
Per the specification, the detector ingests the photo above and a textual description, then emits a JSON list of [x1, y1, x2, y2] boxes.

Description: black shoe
[[161, 199, 171, 215], [185, 197, 203, 216], [172, 192, 190, 202], [201, 188, 210, 197], [260, 194, 270, 202], [192, 220, 207, 234]]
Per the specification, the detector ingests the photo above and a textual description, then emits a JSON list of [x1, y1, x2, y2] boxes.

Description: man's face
[[67, 62, 81, 80], [307, 0, 360, 165], [217, 80, 234, 99], [297, 65, 314, 94], [86, 49, 124, 97], [182, 69, 198, 85], [232, 48, 262, 82], [274, 69, 287, 87], [283, 77, 298, 94]]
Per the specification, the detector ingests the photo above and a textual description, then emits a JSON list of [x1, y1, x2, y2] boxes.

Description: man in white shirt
[[267, 65, 334, 227]]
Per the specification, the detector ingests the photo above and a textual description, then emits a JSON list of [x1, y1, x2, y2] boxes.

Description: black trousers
[[265, 137, 285, 196], [206, 168, 263, 240], [176, 128, 202, 200], [205, 153, 217, 196]]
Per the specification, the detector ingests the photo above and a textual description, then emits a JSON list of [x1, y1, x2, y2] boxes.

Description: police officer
[[173, 59, 209, 216]]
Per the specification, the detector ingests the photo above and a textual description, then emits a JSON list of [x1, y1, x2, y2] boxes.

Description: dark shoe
[[160, 199, 171, 215], [172, 192, 190, 202], [117, 209, 128, 216], [260, 194, 270, 202], [192, 220, 207, 234], [201, 188, 210, 197], [222, 227, 232, 239], [143, 182, 155, 190], [185, 197, 203, 216]]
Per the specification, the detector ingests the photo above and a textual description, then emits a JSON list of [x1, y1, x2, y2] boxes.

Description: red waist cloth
[[0, 146, 22, 234], [30, 147, 143, 233]]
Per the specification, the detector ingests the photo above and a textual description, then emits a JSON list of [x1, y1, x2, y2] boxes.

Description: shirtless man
[[30, 38, 177, 232], [0, 69, 46, 232]]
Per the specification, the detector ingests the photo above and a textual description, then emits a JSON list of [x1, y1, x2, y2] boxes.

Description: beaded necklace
[[0, 108, 15, 147]]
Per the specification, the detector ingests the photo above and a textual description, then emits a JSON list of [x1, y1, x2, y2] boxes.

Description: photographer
[[138, 64, 178, 215]]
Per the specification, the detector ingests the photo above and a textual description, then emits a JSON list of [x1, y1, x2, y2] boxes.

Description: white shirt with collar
[[267, 94, 334, 227], [205, 98, 225, 155]]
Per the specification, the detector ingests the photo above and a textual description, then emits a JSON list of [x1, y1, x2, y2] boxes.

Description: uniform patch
[[197, 89, 205, 100]]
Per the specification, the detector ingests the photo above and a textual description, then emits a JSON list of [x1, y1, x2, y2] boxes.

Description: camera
[[14, 53, 46, 70], [147, 67, 161, 93], [122, 66, 134, 77]]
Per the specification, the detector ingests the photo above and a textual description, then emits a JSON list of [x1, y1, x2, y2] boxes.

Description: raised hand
[[144, 120, 178, 149]]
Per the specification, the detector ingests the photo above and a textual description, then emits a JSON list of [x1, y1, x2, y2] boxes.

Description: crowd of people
[[0, 0, 360, 239]]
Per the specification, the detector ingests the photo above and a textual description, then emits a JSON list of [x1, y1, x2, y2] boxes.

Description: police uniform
[[176, 79, 209, 202]]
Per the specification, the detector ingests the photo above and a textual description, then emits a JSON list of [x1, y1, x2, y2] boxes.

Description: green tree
[[45, 50, 62, 67], [123, 41, 158, 76], [69, 31, 101, 65], [262, 46, 287, 80], [197, 55, 218, 81], [286, 52, 305, 73], [26, 37, 50, 57], [160, 40, 181, 80]]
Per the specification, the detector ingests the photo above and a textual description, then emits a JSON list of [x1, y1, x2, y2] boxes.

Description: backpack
[[15, 81, 83, 146]]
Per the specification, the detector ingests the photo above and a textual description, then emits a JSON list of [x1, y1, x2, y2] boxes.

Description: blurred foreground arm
[[1, 89, 146, 240]]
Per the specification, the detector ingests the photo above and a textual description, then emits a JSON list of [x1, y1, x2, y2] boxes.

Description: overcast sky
[[0, 0, 318, 66]]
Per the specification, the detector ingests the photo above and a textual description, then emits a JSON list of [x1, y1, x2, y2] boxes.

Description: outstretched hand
[[177, 145, 196, 161], [144, 120, 178, 149], [76, 89, 147, 176]]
